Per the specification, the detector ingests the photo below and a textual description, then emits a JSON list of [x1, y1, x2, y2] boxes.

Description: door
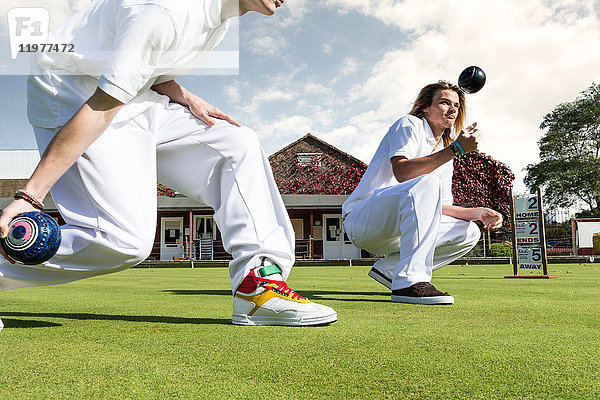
[[323, 214, 361, 259], [160, 217, 183, 261]]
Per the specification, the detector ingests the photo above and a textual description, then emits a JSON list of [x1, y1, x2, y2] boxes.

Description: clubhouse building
[[0, 134, 369, 261]]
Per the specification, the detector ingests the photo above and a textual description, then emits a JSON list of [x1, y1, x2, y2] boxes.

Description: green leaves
[[526, 82, 600, 213]]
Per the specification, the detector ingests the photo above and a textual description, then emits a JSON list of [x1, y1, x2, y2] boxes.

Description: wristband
[[449, 142, 462, 157], [453, 141, 466, 155], [14, 189, 45, 210]]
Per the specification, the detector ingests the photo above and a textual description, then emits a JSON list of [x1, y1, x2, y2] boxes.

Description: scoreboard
[[507, 189, 555, 278]]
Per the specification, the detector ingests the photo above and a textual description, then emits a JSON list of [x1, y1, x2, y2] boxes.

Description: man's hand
[[152, 80, 241, 127], [478, 207, 503, 230], [443, 205, 503, 230], [455, 122, 481, 154], [0, 88, 122, 263], [186, 94, 241, 128], [0, 199, 38, 263]]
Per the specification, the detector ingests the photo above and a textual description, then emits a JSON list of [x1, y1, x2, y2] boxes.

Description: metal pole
[[482, 230, 486, 258], [188, 209, 193, 261], [309, 211, 314, 259], [537, 188, 549, 276], [572, 218, 577, 256], [509, 188, 519, 276]]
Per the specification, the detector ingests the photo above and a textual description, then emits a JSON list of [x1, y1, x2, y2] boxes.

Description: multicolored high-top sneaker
[[232, 263, 337, 326]]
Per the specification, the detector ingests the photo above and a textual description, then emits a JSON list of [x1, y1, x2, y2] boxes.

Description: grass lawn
[[1, 263, 599, 399]]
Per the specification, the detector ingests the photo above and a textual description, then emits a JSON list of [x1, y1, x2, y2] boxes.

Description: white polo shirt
[[27, 0, 230, 128], [342, 115, 454, 217]]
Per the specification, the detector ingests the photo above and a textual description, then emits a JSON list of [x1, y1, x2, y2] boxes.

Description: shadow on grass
[[1, 312, 230, 326], [2, 318, 62, 328], [436, 276, 506, 280], [163, 289, 391, 303]]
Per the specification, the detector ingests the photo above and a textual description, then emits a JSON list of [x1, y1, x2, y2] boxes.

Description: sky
[[1, 0, 600, 196]]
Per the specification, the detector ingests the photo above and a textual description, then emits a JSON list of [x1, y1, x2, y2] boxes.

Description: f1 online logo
[[8, 8, 49, 60]]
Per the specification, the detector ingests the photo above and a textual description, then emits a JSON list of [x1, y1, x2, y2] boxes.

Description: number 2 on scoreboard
[[528, 222, 538, 235], [527, 196, 538, 211]]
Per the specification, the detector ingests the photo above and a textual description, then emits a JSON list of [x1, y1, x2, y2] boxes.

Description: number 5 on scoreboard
[[531, 247, 541, 262]]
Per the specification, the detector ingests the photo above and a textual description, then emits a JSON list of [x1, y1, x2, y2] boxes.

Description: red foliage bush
[[452, 151, 515, 217], [274, 147, 367, 195], [157, 183, 176, 197]]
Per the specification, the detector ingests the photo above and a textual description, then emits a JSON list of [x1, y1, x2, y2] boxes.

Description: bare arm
[[0, 88, 123, 261], [391, 122, 480, 183], [151, 80, 241, 127], [443, 205, 503, 230], [24, 88, 123, 200], [391, 148, 455, 183]]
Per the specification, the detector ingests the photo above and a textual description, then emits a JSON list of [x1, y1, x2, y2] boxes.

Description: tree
[[525, 83, 600, 214]]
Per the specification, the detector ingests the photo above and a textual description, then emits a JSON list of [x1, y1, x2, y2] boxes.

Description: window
[[194, 216, 215, 240], [291, 219, 304, 240], [163, 219, 181, 244], [296, 153, 322, 167]]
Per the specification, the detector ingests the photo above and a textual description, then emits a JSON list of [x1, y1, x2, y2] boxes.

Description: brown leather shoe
[[391, 282, 454, 305]]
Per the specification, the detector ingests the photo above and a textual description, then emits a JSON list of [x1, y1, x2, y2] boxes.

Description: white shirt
[[27, 0, 230, 128], [342, 115, 454, 217]]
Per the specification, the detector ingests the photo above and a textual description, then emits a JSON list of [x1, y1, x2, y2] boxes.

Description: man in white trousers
[[0, 0, 337, 330], [342, 81, 503, 305]]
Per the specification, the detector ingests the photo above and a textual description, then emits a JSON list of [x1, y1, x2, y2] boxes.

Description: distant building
[[0, 135, 369, 261]]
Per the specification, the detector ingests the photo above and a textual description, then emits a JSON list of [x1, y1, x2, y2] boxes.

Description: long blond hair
[[409, 81, 466, 147]]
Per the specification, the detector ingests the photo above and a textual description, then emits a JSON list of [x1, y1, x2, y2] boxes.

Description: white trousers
[[343, 174, 480, 290], [0, 92, 295, 292]]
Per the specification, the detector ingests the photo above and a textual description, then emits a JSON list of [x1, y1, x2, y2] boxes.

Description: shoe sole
[[368, 268, 392, 289], [0, 318, 3, 332], [391, 295, 454, 305], [232, 312, 338, 326]]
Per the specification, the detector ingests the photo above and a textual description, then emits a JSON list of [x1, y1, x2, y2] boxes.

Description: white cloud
[[259, 114, 313, 140], [277, 0, 311, 26], [238, 87, 296, 116], [304, 82, 334, 96], [244, 0, 309, 57], [224, 84, 241, 103], [322, 0, 600, 192], [323, 43, 333, 54], [248, 35, 288, 57], [340, 57, 359, 77]]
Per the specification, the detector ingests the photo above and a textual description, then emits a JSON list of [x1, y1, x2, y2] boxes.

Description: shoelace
[[263, 280, 307, 301]]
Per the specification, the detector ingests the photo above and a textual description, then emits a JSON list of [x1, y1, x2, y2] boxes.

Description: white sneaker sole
[[232, 312, 338, 326], [391, 295, 454, 305], [368, 268, 392, 289], [0, 318, 3, 332]]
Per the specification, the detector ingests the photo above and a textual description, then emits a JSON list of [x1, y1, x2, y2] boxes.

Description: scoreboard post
[[506, 188, 557, 279]]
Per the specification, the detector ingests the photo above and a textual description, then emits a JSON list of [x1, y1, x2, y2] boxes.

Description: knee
[[407, 174, 442, 205], [135, 240, 154, 264], [231, 126, 261, 152], [117, 234, 154, 267], [416, 174, 441, 191]]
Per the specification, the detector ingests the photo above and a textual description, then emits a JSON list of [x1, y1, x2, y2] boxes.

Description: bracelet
[[449, 142, 462, 157], [453, 140, 466, 155], [14, 189, 45, 210]]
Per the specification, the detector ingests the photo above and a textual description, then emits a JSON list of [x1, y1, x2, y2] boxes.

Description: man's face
[[422, 89, 460, 134], [251, 0, 285, 15]]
